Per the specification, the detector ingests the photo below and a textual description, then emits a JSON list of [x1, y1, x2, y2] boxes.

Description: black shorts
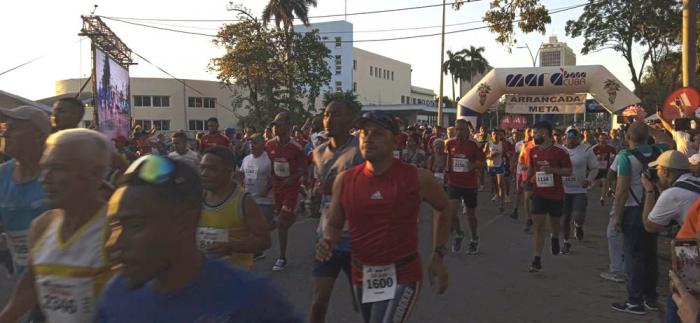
[[447, 186, 478, 209], [313, 249, 351, 278], [530, 195, 564, 217], [595, 169, 607, 180], [563, 193, 588, 215]]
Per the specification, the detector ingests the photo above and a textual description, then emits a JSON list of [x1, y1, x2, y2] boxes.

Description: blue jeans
[[622, 206, 658, 305]]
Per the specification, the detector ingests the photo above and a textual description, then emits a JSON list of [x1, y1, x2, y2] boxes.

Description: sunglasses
[[124, 155, 178, 185]]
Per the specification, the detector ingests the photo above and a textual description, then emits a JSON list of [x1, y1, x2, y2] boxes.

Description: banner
[[505, 94, 586, 114], [93, 47, 131, 140], [499, 114, 528, 129]]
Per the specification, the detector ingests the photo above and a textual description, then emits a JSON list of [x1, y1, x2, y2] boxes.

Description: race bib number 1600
[[362, 264, 397, 304]]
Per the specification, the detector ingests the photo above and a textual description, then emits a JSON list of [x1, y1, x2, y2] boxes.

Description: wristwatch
[[434, 245, 447, 258]]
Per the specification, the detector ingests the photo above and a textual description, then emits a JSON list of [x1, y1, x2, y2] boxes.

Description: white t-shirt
[[168, 150, 201, 171], [486, 141, 504, 167], [672, 130, 697, 157], [648, 174, 700, 226], [562, 144, 599, 194], [240, 152, 273, 205]]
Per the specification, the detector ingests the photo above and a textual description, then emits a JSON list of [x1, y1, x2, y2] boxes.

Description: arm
[[316, 172, 347, 261], [238, 195, 272, 252], [417, 169, 450, 294], [649, 127, 675, 148], [657, 111, 674, 133], [641, 189, 664, 233], [584, 150, 599, 186], [613, 175, 631, 229]]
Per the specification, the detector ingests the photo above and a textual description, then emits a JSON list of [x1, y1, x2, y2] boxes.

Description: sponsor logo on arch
[[505, 68, 587, 88]]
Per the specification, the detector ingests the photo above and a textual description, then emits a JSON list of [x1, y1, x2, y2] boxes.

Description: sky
[[0, 0, 649, 101]]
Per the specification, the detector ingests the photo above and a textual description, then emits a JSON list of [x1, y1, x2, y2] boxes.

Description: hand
[[206, 242, 231, 257], [315, 238, 333, 262], [428, 256, 448, 295], [599, 196, 605, 207], [582, 180, 591, 189], [641, 174, 654, 191], [613, 218, 622, 233], [671, 270, 700, 323]]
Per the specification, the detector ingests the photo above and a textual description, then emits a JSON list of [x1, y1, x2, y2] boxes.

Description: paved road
[[255, 187, 668, 323]]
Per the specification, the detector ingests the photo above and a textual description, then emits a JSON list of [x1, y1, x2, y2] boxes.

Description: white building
[[353, 47, 411, 105], [294, 21, 354, 95], [46, 78, 243, 135], [539, 35, 576, 67]]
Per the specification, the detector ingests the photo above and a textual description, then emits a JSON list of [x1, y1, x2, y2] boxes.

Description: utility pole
[[682, 0, 697, 87], [437, 0, 446, 127]]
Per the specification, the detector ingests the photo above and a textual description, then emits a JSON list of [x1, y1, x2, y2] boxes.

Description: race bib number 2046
[[362, 264, 397, 304]]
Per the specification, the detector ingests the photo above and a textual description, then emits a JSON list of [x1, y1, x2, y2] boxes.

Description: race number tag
[[453, 158, 469, 173], [393, 150, 401, 159], [562, 176, 579, 189], [37, 276, 95, 322], [196, 227, 229, 252], [245, 164, 259, 181], [6, 230, 29, 267], [273, 160, 291, 177], [535, 172, 554, 188], [362, 264, 397, 304]]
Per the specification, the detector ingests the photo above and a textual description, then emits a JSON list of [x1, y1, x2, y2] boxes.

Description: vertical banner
[[93, 46, 131, 139]]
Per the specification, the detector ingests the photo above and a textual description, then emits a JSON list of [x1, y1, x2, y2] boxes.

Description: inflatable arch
[[457, 65, 639, 120]]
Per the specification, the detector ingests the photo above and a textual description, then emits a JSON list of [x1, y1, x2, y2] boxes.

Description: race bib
[[37, 276, 95, 323], [562, 176, 579, 189], [453, 158, 469, 173], [362, 264, 397, 304], [245, 164, 259, 180], [535, 171, 554, 188], [273, 160, 291, 177], [6, 230, 29, 267], [196, 227, 229, 252], [393, 150, 401, 159]]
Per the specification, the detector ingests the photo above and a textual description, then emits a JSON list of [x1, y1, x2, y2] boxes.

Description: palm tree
[[458, 46, 490, 91], [443, 50, 467, 103]]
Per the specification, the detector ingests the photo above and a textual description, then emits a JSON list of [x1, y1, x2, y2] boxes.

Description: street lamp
[[516, 43, 541, 67]]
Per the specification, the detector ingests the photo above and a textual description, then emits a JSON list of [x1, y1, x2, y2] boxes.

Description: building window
[[133, 95, 151, 107], [335, 81, 342, 92], [203, 98, 216, 108], [378, 68, 381, 78], [401, 95, 405, 104], [353, 82, 357, 92], [335, 55, 341, 65], [412, 98, 416, 104], [353, 60, 357, 70], [152, 96, 170, 107], [134, 119, 153, 130], [336, 66, 342, 75], [384, 70, 387, 79], [188, 97, 203, 108], [152, 120, 171, 131], [83, 121, 92, 128], [370, 66, 373, 76], [335, 37, 342, 47], [391, 71, 394, 81], [188, 119, 206, 131]]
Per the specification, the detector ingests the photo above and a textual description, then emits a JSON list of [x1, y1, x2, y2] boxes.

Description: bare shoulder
[[29, 209, 60, 243], [416, 167, 435, 184]]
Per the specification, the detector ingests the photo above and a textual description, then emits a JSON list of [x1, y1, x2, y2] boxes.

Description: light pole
[[437, 0, 446, 127], [516, 43, 540, 67], [682, 0, 697, 87]]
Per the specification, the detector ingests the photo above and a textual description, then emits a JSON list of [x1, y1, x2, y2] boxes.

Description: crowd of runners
[[1, 97, 700, 322]]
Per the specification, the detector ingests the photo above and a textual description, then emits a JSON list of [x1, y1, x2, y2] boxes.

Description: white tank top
[[31, 208, 110, 323], [487, 141, 504, 167]]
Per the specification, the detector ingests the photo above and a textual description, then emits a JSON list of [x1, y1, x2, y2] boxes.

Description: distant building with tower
[[539, 35, 577, 67]]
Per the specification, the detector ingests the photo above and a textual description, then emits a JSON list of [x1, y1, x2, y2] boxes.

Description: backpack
[[673, 178, 700, 195], [625, 146, 662, 205]]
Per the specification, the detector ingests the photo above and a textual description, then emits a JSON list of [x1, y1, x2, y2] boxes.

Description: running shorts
[[563, 193, 588, 215], [274, 187, 300, 220], [313, 249, 352, 278], [530, 195, 563, 217], [487, 164, 506, 176], [447, 186, 477, 209], [353, 282, 421, 323]]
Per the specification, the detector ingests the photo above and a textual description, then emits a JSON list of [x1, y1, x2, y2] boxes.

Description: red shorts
[[274, 187, 300, 219]]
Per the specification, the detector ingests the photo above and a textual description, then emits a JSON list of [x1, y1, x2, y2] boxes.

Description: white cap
[[565, 126, 580, 134]]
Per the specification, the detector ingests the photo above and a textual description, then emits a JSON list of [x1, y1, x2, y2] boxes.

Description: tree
[[443, 50, 466, 103], [460, 46, 490, 89], [454, 0, 551, 46], [209, 8, 330, 129], [565, 0, 681, 96], [322, 91, 363, 115]]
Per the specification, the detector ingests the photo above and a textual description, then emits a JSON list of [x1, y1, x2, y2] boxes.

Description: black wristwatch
[[434, 245, 447, 258]]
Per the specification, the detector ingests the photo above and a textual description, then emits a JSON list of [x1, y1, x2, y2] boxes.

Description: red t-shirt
[[340, 159, 422, 285], [527, 145, 572, 200], [199, 132, 230, 153], [446, 138, 485, 189], [592, 143, 616, 170], [265, 137, 306, 189], [502, 140, 515, 165]]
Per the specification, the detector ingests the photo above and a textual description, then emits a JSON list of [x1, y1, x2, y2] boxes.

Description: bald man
[[0, 129, 115, 323]]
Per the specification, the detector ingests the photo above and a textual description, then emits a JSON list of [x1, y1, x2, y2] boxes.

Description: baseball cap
[[248, 133, 265, 143], [353, 110, 400, 135], [0, 106, 51, 135], [648, 150, 690, 170], [511, 129, 518, 133], [270, 112, 291, 126], [565, 126, 580, 134]]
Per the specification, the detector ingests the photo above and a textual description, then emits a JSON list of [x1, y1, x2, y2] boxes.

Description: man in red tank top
[[316, 111, 450, 323], [266, 112, 307, 272], [525, 121, 572, 272], [445, 119, 485, 255]]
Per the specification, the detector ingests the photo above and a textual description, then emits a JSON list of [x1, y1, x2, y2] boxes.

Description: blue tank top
[[0, 160, 48, 273]]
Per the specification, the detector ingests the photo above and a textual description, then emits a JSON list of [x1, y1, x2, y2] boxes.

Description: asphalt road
[[254, 187, 669, 323]]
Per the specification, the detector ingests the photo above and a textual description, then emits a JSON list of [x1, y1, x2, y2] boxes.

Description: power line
[[0, 38, 84, 77]]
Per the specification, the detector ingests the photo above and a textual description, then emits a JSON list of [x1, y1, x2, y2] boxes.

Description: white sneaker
[[272, 258, 287, 271]]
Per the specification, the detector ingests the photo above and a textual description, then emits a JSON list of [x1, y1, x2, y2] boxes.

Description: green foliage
[[262, 0, 317, 31], [322, 91, 363, 116], [455, 0, 551, 47]]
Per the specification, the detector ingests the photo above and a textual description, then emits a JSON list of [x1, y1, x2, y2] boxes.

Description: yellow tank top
[[31, 207, 112, 323], [198, 186, 254, 268]]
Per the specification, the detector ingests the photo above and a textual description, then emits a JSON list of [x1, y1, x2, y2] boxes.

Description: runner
[[266, 112, 307, 271], [393, 118, 409, 160], [0, 106, 51, 276], [309, 100, 364, 323], [517, 128, 536, 229], [525, 121, 572, 272], [51, 97, 85, 131], [240, 134, 276, 229], [401, 134, 427, 168], [316, 110, 449, 323], [446, 119, 486, 254], [429, 139, 448, 187], [168, 131, 200, 170], [474, 126, 489, 191], [560, 126, 599, 255], [484, 129, 507, 212], [198, 117, 230, 153], [98, 155, 302, 322], [198, 146, 271, 269], [0, 129, 113, 322], [592, 132, 617, 191]]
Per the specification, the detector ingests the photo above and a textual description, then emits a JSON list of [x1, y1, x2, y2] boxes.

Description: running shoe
[[523, 219, 533, 234], [467, 238, 480, 255], [551, 238, 560, 256], [528, 258, 542, 273], [575, 226, 584, 241], [272, 258, 287, 271], [611, 302, 645, 315], [509, 209, 518, 220], [643, 301, 659, 312], [452, 232, 464, 253], [254, 253, 266, 262], [491, 195, 498, 202], [561, 241, 572, 255], [599, 271, 626, 283]]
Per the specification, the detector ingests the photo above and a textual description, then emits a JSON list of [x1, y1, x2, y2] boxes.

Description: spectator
[[447, 126, 456, 139], [657, 111, 697, 157], [199, 117, 230, 153], [582, 128, 596, 147], [51, 97, 85, 131], [609, 129, 622, 151]]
